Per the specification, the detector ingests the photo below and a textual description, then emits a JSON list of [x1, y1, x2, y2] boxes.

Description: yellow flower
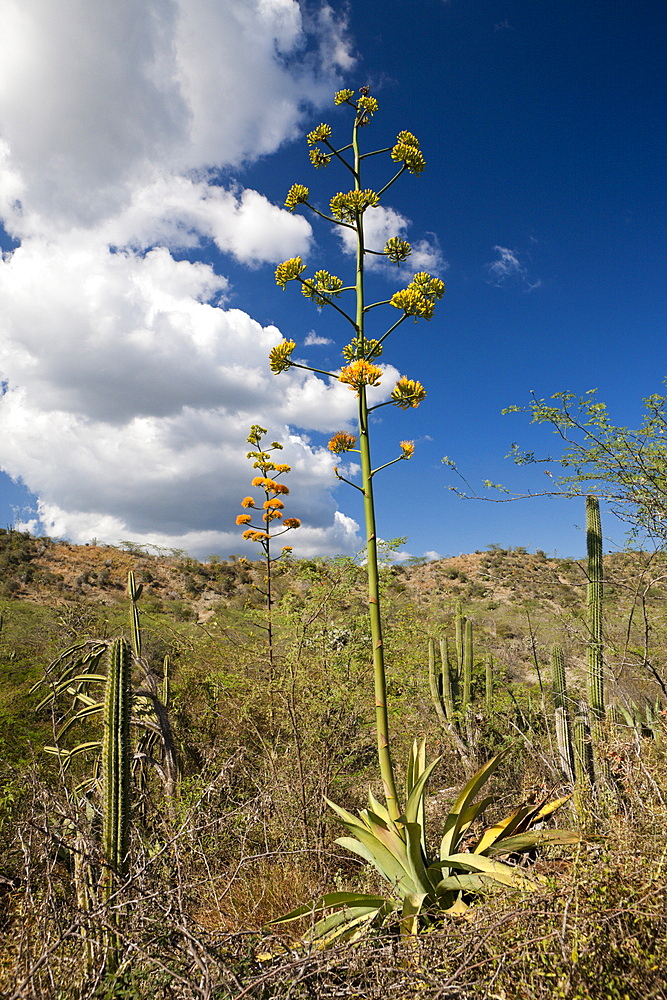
[[263, 498, 285, 509], [273, 463, 291, 474], [281, 545, 293, 554], [283, 518, 301, 529], [391, 378, 427, 409], [341, 336, 383, 362], [275, 257, 306, 289], [236, 514, 253, 525], [306, 123, 332, 145], [284, 184, 310, 211], [301, 270, 343, 305], [240, 496, 255, 508], [309, 148, 332, 169], [328, 431, 357, 454], [330, 189, 380, 222], [384, 237, 412, 264], [269, 339, 296, 374], [334, 88, 354, 105], [391, 131, 426, 174], [400, 440, 415, 459], [357, 94, 378, 115], [338, 360, 383, 391]]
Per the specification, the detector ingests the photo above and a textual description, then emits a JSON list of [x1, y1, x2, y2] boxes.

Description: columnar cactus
[[586, 496, 604, 720], [102, 637, 132, 882], [551, 644, 575, 782]]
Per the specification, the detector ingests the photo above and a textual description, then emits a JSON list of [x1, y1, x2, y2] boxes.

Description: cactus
[[485, 655, 494, 720], [551, 645, 575, 782], [572, 697, 595, 825], [102, 637, 132, 882], [429, 604, 485, 765], [586, 496, 604, 720]]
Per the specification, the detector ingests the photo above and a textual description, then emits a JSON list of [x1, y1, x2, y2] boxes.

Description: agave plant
[[270, 743, 578, 944]]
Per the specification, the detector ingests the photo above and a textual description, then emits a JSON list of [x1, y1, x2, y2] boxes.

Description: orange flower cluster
[[338, 360, 383, 391]]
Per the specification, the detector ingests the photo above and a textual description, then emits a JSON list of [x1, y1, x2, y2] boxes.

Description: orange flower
[[283, 518, 301, 529], [328, 431, 357, 454], [240, 496, 255, 508], [236, 514, 253, 525], [263, 498, 285, 509], [338, 359, 383, 391]]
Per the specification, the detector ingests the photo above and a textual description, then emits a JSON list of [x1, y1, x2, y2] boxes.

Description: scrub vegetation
[[2, 89, 667, 999]]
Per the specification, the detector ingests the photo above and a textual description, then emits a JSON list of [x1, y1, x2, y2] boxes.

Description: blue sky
[[0, 0, 665, 560]]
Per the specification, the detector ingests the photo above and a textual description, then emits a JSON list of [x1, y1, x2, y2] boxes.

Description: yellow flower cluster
[[263, 498, 285, 509], [275, 256, 306, 288], [357, 94, 379, 115], [338, 359, 383, 391], [240, 496, 255, 508], [306, 123, 332, 145], [301, 270, 343, 305], [273, 463, 291, 474], [391, 130, 426, 175], [284, 184, 310, 211], [236, 514, 253, 525], [330, 189, 379, 222], [283, 518, 301, 529], [334, 88, 354, 105], [328, 431, 357, 454], [341, 336, 383, 362], [390, 272, 445, 320], [309, 148, 332, 169], [391, 378, 427, 409], [269, 339, 296, 374], [384, 237, 412, 264], [400, 440, 415, 459]]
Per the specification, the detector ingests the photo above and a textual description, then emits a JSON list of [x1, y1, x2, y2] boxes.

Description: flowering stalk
[[236, 425, 300, 670], [271, 89, 444, 821]]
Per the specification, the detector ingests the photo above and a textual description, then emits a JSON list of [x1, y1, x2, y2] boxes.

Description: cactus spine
[[586, 496, 604, 720]]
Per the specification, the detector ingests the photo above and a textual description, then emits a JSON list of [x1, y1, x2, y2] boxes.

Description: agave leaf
[[403, 821, 438, 895], [325, 797, 371, 832], [336, 820, 419, 895], [403, 756, 440, 827], [406, 738, 427, 798], [400, 891, 426, 937], [473, 802, 536, 854], [435, 873, 498, 894], [310, 903, 390, 946], [440, 749, 510, 860], [530, 794, 571, 824], [444, 851, 543, 889], [267, 892, 390, 926], [456, 795, 494, 842], [367, 789, 393, 828], [486, 828, 581, 856]]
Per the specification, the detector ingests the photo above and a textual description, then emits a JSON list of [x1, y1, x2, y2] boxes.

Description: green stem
[[353, 116, 399, 821]]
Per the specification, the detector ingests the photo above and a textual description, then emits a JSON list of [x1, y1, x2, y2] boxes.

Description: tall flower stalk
[[236, 425, 301, 671], [270, 89, 444, 821]]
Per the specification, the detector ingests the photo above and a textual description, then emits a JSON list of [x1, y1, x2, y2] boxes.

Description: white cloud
[[0, 0, 368, 557], [486, 245, 542, 291], [304, 331, 333, 346], [337, 204, 446, 275]]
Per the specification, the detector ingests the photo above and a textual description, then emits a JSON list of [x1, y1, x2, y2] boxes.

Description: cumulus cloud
[[337, 204, 446, 275], [304, 331, 333, 346], [486, 245, 542, 291], [0, 0, 371, 557]]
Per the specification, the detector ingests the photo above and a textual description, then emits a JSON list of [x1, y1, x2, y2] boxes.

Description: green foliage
[[504, 385, 667, 542], [270, 744, 578, 944]]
